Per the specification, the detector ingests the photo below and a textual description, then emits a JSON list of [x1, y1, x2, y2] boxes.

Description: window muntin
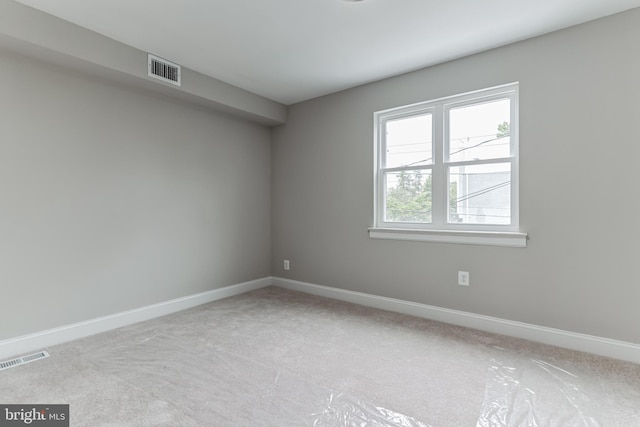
[[375, 84, 519, 232]]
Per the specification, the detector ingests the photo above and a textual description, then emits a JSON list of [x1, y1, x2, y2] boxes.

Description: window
[[372, 83, 526, 247]]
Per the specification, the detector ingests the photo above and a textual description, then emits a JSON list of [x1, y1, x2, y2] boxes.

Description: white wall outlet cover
[[458, 271, 470, 286]]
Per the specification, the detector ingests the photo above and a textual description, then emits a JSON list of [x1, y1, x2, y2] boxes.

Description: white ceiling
[[13, 0, 640, 105]]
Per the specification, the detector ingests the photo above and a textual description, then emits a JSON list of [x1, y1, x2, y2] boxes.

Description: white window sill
[[368, 227, 527, 248]]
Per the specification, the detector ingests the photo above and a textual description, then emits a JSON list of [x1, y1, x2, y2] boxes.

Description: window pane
[[385, 114, 432, 168], [448, 99, 510, 163], [385, 170, 432, 223], [448, 163, 511, 225]]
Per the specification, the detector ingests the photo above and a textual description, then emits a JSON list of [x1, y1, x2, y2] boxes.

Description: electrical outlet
[[458, 271, 470, 286], [284, 260, 290, 271]]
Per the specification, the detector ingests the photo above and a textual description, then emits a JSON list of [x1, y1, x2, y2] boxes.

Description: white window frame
[[370, 83, 527, 247]]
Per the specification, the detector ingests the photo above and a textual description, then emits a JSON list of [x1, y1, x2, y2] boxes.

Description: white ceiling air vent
[[148, 54, 181, 86]]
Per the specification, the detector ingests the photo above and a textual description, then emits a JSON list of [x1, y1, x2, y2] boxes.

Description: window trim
[[368, 227, 527, 248], [372, 83, 527, 247]]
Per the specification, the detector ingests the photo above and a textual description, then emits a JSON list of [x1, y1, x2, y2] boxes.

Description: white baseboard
[[273, 277, 640, 364], [4, 275, 638, 365], [0, 277, 272, 360]]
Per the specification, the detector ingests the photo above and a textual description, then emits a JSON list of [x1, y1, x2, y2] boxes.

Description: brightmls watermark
[[0, 405, 68, 426]]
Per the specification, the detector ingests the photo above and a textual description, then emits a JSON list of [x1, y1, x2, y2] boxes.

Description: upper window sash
[[444, 94, 516, 165], [380, 108, 435, 171]]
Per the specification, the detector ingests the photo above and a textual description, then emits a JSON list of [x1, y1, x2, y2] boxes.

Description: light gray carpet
[[1, 286, 639, 426]]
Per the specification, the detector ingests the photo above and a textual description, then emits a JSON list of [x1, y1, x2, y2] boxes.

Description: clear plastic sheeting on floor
[[311, 393, 432, 427], [3, 287, 639, 426], [477, 355, 605, 427]]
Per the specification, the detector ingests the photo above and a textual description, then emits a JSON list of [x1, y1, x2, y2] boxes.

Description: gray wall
[[272, 9, 640, 344], [0, 50, 271, 340]]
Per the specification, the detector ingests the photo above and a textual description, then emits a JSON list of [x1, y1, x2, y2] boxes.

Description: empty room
[[1, 0, 640, 425]]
